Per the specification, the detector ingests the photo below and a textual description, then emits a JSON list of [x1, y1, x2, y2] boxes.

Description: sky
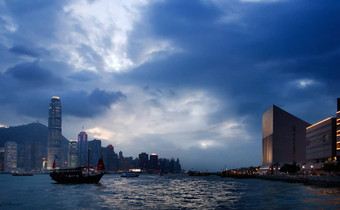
[[0, 0, 339, 171]]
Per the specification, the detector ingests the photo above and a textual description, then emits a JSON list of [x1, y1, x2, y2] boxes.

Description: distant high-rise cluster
[[47, 96, 62, 169], [0, 96, 183, 173], [261, 98, 340, 174]]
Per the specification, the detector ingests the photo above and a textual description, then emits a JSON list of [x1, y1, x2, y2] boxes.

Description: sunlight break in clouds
[[59, 0, 176, 73], [74, 87, 249, 156], [296, 79, 317, 88]]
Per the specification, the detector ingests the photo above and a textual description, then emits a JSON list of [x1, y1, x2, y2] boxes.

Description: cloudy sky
[[0, 0, 339, 171]]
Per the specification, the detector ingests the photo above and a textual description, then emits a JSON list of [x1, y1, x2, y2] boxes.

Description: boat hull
[[50, 170, 105, 184]]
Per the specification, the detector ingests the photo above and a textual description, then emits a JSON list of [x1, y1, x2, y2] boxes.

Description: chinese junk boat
[[50, 159, 105, 184]]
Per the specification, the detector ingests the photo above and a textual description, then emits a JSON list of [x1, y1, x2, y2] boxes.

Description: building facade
[[77, 131, 88, 167], [104, 144, 118, 172], [262, 105, 310, 166], [68, 140, 78, 168], [138, 152, 149, 171], [88, 139, 101, 167], [0, 147, 4, 172], [337, 98, 340, 157], [47, 96, 62, 169], [149, 153, 158, 170], [4, 141, 17, 172], [306, 117, 336, 164]]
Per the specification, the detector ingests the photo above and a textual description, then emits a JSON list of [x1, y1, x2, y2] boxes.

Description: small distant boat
[[188, 170, 211, 176], [12, 172, 33, 176], [121, 172, 139, 177], [50, 159, 105, 184]]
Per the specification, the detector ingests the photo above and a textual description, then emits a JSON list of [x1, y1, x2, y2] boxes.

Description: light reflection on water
[[0, 174, 339, 209]]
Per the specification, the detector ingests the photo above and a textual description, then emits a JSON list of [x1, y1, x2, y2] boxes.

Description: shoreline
[[257, 175, 340, 188]]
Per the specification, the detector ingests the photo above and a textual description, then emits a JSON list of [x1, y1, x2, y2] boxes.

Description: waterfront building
[[0, 147, 4, 172], [149, 153, 158, 170], [119, 157, 133, 171], [68, 140, 78, 168], [138, 152, 149, 171], [306, 117, 336, 165], [88, 139, 101, 167], [262, 105, 310, 168], [4, 141, 17, 172], [17, 144, 24, 170], [104, 144, 118, 172], [175, 158, 182, 172], [77, 131, 88, 167], [336, 98, 340, 157], [47, 96, 62, 169], [305, 98, 340, 167]]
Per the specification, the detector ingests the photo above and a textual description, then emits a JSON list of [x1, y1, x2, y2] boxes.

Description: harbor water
[[1, 174, 339, 209]]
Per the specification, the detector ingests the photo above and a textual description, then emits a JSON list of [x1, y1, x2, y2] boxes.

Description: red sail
[[53, 160, 56, 169], [97, 159, 105, 170]]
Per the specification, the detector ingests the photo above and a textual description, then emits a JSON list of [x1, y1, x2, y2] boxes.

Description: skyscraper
[[0, 147, 4, 172], [4, 141, 17, 172], [138, 152, 149, 171], [88, 139, 101, 167], [47, 96, 62, 169], [77, 131, 88, 167], [68, 140, 78, 168], [104, 144, 118, 172], [149, 153, 158, 170]]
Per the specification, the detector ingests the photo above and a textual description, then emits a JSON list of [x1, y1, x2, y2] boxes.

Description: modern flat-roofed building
[[306, 117, 336, 164], [262, 105, 310, 167]]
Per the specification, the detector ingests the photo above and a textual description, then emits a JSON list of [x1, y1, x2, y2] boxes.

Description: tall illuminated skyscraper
[[68, 140, 78, 168], [47, 96, 62, 169], [77, 131, 88, 166], [4, 141, 17, 172]]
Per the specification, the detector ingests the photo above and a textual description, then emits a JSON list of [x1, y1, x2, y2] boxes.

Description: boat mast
[[88, 147, 91, 174]]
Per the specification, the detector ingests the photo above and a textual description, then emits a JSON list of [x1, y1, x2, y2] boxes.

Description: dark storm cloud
[[4, 61, 61, 87], [1, 0, 339, 170], [0, 61, 65, 119], [3, 0, 65, 45], [9, 46, 50, 57], [124, 0, 340, 125], [61, 89, 126, 118]]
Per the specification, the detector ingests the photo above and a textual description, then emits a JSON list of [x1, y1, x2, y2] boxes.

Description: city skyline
[[0, 1, 339, 171]]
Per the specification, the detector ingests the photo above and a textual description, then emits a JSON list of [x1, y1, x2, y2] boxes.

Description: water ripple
[[0, 174, 339, 209]]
